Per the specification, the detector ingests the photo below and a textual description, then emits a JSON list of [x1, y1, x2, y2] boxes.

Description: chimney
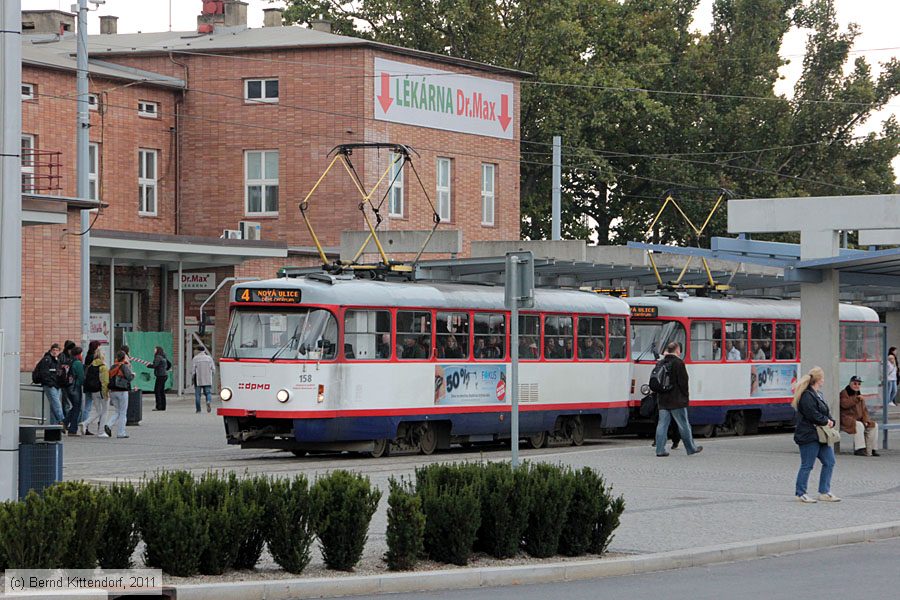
[[197, 0, 247, 33], [99, 15, 118, 35], [310, 15, 332, 34], [263, 8, 283, 28], [21, 10, 75, 35]]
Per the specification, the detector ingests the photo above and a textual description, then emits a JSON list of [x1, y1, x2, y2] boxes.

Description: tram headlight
[[220, 387, 233, 401], [276, 389, 291, 403]]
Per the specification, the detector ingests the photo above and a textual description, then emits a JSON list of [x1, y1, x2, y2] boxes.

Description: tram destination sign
[[630, 306, 658, 319], [236, 288, 302, 304]]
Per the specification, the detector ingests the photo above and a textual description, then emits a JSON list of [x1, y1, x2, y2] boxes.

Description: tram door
[[184, 326, 216, 392]]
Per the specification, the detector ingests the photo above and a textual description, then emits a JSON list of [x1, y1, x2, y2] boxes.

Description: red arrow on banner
[[497, 94, 512, 131], [377, 73, 393, 113]]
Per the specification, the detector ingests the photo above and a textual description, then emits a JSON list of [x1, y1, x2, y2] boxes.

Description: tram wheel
[[526, 431, 548, 449], [417, 424, 438, 455], [290, 449, 307, 458], [569, 417, 585, 447], [694, 424, 715, 438], [731, 411, 747, 436], [370, 439, 391, 458]]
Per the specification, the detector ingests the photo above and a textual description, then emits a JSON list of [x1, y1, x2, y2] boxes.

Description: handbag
[[816, 425, 841, 446]]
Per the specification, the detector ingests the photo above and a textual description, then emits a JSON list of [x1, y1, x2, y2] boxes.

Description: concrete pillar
[[885, 311, 900, 352]]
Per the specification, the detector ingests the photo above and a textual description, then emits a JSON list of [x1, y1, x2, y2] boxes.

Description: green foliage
[[266, 475, 316, 574], [385, 477, 425, 571], [558, 467, 605, 556], [97, 483, 141, 569], [195, 472, 249, 575], [233, 475, 271, 570], [591, 491, 626, 556], [0, 490, 72, 569], [310, 470, 382, 571], [416, 463, 482, 566], [137, 471, 207, 577], [44, 481, 107, 569], [523, 463, 574, 558], [476, 462, 532, 558]]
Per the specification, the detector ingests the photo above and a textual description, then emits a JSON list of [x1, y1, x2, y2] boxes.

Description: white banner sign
[[374, 57, 515, 140], [173, 272, 216, 290]]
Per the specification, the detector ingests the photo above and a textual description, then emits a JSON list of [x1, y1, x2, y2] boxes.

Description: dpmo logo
[[237, 383, 271, 391]]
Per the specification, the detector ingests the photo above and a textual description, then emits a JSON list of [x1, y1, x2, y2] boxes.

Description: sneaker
[[97, 432, 109, 438], [656, 452, 670, 457], [104, 425, 112, 437], [195, 410, 201, 414], [206, 403, 211, 413], [116, 435, 130, 439], [671, 440, 680, 450], [84, 429, 94, 436], [872, 450, 880, 457], [854, 449, 867, 456], [688, 446, 704, 455], [890, 402, 897, 407], [818, 492, 841, 502], [797, 494, 817, 504]]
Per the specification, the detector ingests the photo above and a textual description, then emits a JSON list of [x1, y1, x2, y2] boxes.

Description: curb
[[170, 520, 900, 599]]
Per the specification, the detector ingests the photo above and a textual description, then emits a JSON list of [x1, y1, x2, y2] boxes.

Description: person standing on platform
[[654, 341, 703, 457], [887, 347, 898, 407], [151, 346, 171, 411], [105, 351, 134, 439], [191, 348, 216, 413], [792, 366, 840, 503], [34, 343, 65, 425], [82, 349, 109, 436], [79, 340, 101, 434], [63, 347, 85, 436]]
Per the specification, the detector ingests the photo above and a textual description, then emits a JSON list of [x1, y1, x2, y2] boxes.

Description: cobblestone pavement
[[58, 395, 900, 559]]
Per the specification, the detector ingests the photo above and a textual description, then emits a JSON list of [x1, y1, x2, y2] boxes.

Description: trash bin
[[19, 424, 63, 499], [127, 389, 143, 426]]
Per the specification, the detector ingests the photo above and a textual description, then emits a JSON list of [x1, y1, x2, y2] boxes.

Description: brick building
[[18, 2, 524, 392]]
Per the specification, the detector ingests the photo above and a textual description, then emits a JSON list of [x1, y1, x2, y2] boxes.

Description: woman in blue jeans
[[792, 366, 840, 503]]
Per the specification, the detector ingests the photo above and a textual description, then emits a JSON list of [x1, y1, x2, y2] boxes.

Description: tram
[[217, 273, 632, 456], [625, 294, 882, 436]]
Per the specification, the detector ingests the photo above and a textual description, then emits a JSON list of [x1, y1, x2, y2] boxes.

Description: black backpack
[[31, 359, 42, 385], [84, 363, 102, 393], [649, 358, 674, 393]]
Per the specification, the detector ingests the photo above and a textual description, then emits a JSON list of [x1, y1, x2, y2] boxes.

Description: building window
[[138, 148, 157, 216], [21, 83, 35, 100], [87, 93, 99, 111], [21, 135, 35, 191], [245, 150, 279, 215], [481, 163, 495, 225], [88, 143, 99, 201], [244, 78, 279, 103], [436, 157, 451, 222], [138, 100, 159, 118], [388, 153, 404, 217]]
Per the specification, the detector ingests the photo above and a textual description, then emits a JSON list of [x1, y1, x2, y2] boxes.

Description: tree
[[280, 0, 900, 244]]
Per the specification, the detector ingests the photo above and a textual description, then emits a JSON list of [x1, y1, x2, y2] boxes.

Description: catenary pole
[[509, 255, 519, 468], [0, 0, 23, 501], [552, 135, 561, 240], [77, 0, 91, 357]]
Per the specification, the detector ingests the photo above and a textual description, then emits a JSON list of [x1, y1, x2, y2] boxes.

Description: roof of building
[[26, 24, 529, 78]]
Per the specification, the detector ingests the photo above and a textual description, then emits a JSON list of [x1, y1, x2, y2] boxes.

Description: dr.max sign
[[173, 272, 216, 290], [374, 58, 515, 140]]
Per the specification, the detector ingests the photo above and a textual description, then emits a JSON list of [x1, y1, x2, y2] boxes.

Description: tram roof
[[627, 294, 879, 322], [233, 275, 631, 314]]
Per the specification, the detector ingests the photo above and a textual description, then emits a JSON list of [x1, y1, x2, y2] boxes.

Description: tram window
[[775, 323, 797, 360], [841, 324, 865, 360], [344, 310, 391, 360], [608, 317, 627, 359], [473, 313, 506, 360], [725, 321, 748, 361], [750, 321, 773, 361], [544, 315, 574, 360], [863, 324, 883, 361], [632, 320, 685, 361], [436, 312, 469, 360], [691, 320, 723, 362], [577, 316, 606, 360], [518, 314, 540, 360], [397, 311, 432, 360], [223, 308, 337, 360]]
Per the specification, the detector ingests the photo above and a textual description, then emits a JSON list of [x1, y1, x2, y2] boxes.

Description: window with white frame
[[87, 93, 99, 111], [437, 157, 451, 222], [245, 150, 279, 215], [138, 100, 158, 118], [21, 83, 35, 100], [481, 163, 495, 225], [388, 153, 404, 217], [88, 143, 99, 201], [244, 78, 279, 103], [138, 148, 158, 215], [21, 135, 35, 191]]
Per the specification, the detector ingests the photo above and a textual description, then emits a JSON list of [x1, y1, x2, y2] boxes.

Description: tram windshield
[[223, 308, 338, 360], [631, 320, 686, 362]]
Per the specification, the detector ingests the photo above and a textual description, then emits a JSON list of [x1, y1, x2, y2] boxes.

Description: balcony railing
[[21, 149, 62, 194]]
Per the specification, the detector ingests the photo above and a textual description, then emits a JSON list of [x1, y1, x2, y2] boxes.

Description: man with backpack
[[81, 348, 109, 436], [651, 341, 703, 457], [33, 343, 65, 425]]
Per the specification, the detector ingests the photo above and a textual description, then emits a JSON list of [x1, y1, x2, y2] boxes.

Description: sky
[[20, 0, 900, 171]]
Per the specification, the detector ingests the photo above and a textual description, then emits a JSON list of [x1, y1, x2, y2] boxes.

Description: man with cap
[[839, 376, 879, 456]]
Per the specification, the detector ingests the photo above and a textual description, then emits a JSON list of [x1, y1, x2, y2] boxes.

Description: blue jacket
[[794, 387, 832, 445]]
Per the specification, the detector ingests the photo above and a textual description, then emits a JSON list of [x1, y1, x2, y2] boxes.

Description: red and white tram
[[218, 273, 632, 456]]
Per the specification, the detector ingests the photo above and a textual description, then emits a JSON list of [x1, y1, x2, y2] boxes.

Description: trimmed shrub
[[385, 477, 425, 571], [590, 487, 626, 556], [138, 471, 207, 577], [266, 475, 315, 574], [416, 464, 482, 566], [558, 467, 603, 556], [0, 490, 73, 569], [195, 472, 248, 575], [97, 483, 140, 569], [523, 463, 574, 558], [44, 481, 107, 568], [233, 475, 271, 570], [311, 470, 381, 571], [476, 462, 532, 558]]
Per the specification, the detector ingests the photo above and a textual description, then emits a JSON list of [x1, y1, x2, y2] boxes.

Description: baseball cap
[[850, 375, 863, 383]]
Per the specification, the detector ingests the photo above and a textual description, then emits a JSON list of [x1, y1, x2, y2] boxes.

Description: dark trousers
[[63, 385, 82, 433], [154, 376, 167, 410]]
